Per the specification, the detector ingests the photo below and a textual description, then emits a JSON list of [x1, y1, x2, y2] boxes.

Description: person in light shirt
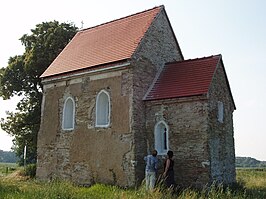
[[144, 149, 158, 190]]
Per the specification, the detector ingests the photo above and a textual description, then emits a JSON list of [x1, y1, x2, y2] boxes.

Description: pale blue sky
[[0, 0, 265, 160]]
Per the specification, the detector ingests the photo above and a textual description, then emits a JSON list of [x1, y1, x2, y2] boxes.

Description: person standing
[[163, 150, 175, 188], [144, 149, 158, 190]]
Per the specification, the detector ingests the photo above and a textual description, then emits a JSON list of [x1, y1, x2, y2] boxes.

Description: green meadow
[[0, 164, 265, 199]]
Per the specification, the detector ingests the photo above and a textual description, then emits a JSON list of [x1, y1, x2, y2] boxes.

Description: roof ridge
[[41, 5, 163, 78], [166, 54, 221, 65], [79, 5, 163, 33]]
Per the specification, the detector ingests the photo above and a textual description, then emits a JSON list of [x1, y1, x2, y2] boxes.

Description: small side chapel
[[37, 5, 236, 188]]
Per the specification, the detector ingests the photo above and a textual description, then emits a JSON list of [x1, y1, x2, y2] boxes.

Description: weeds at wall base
[[0, 168, 266, 198]]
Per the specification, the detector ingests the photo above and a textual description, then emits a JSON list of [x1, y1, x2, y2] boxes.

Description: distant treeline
[[236, 157, 266, 168], [0, 150, 18, 163], [1, 151, 265, 167]]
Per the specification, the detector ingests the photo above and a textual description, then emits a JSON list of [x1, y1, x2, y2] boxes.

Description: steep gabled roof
[[41, 6, 162, 78], [144, 55, 221, 101]]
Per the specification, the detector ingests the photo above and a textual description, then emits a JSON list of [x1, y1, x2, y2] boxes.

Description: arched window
[[96, 90, 110, 127], [62, 97, 75, 130], [217, 101, 224, 123], [154, 121, 169, 155]]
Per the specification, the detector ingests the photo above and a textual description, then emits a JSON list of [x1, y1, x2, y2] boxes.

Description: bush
[[24, 164, 36, 178]]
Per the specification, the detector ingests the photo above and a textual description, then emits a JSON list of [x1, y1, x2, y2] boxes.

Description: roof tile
[[41, 6, 162, 78], [144, 55, 221, 101]]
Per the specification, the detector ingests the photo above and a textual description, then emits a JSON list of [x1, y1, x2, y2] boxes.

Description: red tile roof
[[144, 55, 221, 101], [41, 6, 162, 78]]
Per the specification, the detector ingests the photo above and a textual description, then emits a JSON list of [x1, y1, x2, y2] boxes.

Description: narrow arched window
[[217, 101, 224, 123], [96, 90, 110, 127], [62, 97, 75, 130], [154, 121, 169, 155]]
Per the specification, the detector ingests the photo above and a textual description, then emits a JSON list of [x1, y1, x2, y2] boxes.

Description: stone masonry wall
[[145, 97, 211, 188], [207, 61, 236, 185], [37, 68, 136, 187], [130, 8, 183, 185]]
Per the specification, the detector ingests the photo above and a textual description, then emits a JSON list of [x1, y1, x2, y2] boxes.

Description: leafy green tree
[[0, 21, 78, 165]]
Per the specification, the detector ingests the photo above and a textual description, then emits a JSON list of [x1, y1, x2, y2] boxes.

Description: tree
[[0, 21, 78, 165]]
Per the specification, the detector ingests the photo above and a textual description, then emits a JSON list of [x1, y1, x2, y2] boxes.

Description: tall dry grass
[[0, 168, 265, 198]]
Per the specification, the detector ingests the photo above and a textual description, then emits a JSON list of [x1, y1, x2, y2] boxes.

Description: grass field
[[0, 162, 17, 177], [0, 167, 265, 198]]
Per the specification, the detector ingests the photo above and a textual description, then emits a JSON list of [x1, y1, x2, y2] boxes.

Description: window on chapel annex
[[217, 101, 224, 123], [62, 97, 75, 130], [154, 121, 169, 155], [96, 90, 110, 127]]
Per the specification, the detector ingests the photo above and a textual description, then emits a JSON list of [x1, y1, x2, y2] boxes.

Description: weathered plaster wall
[[145, 97, 211, 188], [37, 7, 236, 189], [207, 61, 236, 185], [37, 69, 136, 186], [130, 8, 183, 185], [37, 7, 184, 187]]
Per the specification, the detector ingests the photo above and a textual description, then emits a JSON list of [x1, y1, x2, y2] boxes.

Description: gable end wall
[[207, 60, 236, 185], [130, 8, 183, 185]]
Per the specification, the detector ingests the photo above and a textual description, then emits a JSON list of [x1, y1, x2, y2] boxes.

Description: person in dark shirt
[[144, 149, 158, 190], [163, 150, 175, 188]]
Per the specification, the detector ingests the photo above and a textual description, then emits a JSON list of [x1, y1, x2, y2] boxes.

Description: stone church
[[36, 5, 236, 188]]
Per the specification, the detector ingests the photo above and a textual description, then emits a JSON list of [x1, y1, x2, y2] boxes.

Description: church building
[[37, 5, 236, 188]]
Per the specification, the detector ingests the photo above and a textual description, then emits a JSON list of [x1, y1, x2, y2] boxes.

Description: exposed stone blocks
[[37, 7, 235, 189], [130, 8, 183, 185], [145, 97, 211, 187], [207, 61, 236, 185], [143, 59, 236, 188], [37, 70, 136, 187]]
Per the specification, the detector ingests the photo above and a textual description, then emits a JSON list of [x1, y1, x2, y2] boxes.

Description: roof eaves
[[144, 93, 207, 102], [41, 59, 130, 84]]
